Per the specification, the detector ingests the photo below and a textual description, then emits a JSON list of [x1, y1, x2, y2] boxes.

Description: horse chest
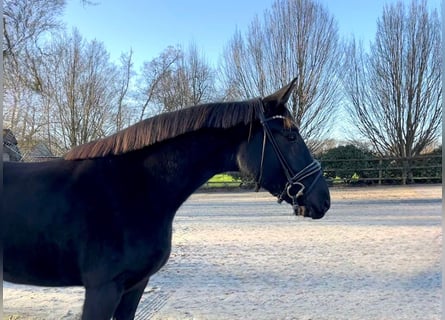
[[124, 228, 173, 276], [79, 221, 173, 289]]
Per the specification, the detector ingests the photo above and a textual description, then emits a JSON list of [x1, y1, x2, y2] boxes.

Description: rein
[[254, 101, 322, 211]]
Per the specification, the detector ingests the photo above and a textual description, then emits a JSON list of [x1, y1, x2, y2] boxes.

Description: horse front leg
[[113, 279, 149, 320], [82, 282, 123, 320]]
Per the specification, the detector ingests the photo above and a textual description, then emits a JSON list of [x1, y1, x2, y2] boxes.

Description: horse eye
[[285, 132, 298, 142]]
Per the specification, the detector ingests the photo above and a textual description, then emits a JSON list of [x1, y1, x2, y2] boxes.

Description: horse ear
[[263, 78, 297, 106]]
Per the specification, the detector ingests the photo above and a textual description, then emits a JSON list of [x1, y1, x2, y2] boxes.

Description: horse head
[[237, 79, 330, 219]]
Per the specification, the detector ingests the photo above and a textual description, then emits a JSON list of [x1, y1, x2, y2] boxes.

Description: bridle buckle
[[287, 181, 305, 199]]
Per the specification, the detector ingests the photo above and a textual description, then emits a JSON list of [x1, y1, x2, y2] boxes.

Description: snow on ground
[[3, 185, 442, 320]]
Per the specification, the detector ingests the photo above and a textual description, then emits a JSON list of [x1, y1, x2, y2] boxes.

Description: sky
[[63, 0, 442, 70]]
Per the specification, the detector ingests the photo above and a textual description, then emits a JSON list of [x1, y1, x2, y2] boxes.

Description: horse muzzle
[[294, 199, 330, 219]]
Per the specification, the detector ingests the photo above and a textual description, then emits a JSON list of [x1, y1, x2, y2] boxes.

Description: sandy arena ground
[[3, 185, 442, 320]]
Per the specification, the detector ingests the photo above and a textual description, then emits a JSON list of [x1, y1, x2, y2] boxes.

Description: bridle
[[253, 101, 322, 211]]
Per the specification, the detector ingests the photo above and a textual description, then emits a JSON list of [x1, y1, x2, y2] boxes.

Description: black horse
[[3, 79, 330, 320]]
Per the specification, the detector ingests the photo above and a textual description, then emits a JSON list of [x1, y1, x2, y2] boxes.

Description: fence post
[[378, 159, 382, 185]]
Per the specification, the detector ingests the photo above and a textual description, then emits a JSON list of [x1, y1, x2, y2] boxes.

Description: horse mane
[[64, 99, 261, 160]]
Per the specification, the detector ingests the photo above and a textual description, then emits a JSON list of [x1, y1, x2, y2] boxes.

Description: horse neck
[[124, 126, 247, 213]]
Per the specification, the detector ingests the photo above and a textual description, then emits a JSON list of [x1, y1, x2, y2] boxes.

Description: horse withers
[[3, 79, 330, 320]]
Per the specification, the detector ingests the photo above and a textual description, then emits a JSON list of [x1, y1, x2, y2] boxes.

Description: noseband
[[254, 101, 322, 211]]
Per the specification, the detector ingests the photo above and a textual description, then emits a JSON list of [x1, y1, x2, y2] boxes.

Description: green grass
[[204, 173, 242, 188], [208, 174, 240, 183]]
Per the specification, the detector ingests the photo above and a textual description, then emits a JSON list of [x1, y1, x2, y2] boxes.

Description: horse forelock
[[63, 100, 260, 160]]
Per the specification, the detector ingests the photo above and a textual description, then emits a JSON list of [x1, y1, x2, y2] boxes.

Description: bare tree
[[137, 46, 182, 119], [342, 0, 441, 183], [40, 29, 118, 150], [3, 0, 65, 58], [183, 43, 216, 106], [220, 0, 342, 150], [115, 49, 135, 131], [3, 0, 97, 153], [3, 0, 65, 152], [137, 44, 216, 117], [153, 49, 189, 112]]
